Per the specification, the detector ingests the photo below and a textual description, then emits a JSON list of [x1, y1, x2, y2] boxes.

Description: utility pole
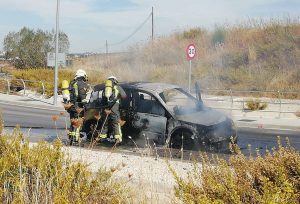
[[151, 7, 154, 64], [106, 40, 108, 54], [151, 6, 154, 41], [105, 40, 109, 68], [53, 0, 60, 105]]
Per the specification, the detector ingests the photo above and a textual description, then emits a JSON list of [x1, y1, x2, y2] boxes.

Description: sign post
[[54, 0, 60, 106], [186, 44, 196, 93]]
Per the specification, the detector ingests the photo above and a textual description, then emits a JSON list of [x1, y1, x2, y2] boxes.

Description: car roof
[[120, 82, 180, 94], [92, 82, 181, 94]]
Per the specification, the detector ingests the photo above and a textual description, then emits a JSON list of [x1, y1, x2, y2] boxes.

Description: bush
[[295, 111, 300, 118], [3, 27, 69, 69], [212, 27, 226, 45], [181, 28, 206, 39], [170, 138, 300, 203], [246, 99, 268, 110], [0, 130, 132, 203]]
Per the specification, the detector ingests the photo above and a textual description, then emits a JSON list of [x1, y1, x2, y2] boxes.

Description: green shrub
[[212, 27, 226, 45], [182, 28, 206, 39], [170, 138, 300, 203], [0, 130, 132, 203], [246, 99, 268, 110]]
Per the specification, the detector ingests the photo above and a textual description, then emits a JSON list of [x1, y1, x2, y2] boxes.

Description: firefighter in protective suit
[[67, 69, 89, 144], [99, 76, 127, 143]]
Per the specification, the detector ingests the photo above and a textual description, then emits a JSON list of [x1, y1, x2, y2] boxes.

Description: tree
[[3, 27, 70, 68]]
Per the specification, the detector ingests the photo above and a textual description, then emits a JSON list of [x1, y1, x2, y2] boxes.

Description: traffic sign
[[186, 44, 196, 93], [47, 52, 66, 67], [186, 44, 196, 60]]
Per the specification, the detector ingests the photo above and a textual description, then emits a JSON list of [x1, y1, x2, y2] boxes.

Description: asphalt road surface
[[0, 101, 67, 128], [2, 102, 300, 157]]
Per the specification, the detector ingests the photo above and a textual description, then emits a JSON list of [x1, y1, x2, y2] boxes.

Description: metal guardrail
[[0, 78, 47, 96], [199, 88, 300, 118], [0, 78, 299, 118]]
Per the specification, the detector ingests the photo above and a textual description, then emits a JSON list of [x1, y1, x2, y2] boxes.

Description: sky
[[0, 0, 299, 53]]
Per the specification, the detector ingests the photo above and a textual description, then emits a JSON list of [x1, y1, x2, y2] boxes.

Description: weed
[[0, 131, 132, 203], [0, 111, 4, 135], [7, 68, 104, 96], [295, 111, 300, 118], [246, 99, 268, 110], [170, 139, 300, 203]]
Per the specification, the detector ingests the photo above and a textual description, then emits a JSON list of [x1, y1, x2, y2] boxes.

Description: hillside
[[72, 19, 300, 93]]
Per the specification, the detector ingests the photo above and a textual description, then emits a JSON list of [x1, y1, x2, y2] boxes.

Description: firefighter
[[67, 69, 89, 144], [99, 76, 127, 143]]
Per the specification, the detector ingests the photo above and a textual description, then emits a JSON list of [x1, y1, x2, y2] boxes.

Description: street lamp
[[53, 0, 60, 105]]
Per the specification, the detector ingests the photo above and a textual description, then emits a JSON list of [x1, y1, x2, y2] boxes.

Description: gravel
[[62, 146, 198, 202]]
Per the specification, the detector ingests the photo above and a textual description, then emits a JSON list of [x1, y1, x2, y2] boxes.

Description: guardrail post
[[20, 79, 26, 95], [242, 98, 247, 117], [5, 78, 10, 95], [278, 90, 281, 118], [41, 81, 45, 97], [230, 89, 233, 115]]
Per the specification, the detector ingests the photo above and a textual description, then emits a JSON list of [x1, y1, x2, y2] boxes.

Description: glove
[[104, 108, 112, 115]]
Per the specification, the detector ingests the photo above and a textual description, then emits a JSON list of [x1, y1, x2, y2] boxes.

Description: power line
[[92, 12, 152, 52], [108, 12, 152, 46]]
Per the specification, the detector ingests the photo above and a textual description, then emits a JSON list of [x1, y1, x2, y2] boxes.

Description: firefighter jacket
[[102, 84, 127, 114], [69, 77, 88, 106]]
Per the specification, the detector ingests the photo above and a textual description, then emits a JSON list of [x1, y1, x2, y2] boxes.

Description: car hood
[[176, 109, 227, 126]]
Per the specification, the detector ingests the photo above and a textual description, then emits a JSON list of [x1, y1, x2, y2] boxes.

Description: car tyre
[[169, 129, 197, 151]]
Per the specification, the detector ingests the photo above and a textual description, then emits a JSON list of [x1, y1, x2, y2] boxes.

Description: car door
[[131, 90, 167, 144]]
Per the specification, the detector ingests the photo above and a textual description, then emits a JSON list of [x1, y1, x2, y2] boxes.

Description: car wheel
[[169, 129, 196, 150]]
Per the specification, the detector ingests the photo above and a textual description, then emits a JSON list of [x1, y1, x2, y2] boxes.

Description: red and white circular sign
[[186, 44, 196, 60]]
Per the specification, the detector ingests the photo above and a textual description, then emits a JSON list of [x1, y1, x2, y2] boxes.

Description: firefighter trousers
[[99, 110, 122, 142]]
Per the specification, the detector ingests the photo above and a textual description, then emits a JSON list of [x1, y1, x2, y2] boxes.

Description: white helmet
[[75, 69, 87, 79], [107, 76, 118, 83]]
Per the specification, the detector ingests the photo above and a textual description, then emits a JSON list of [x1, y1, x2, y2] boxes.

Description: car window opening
[[133, 91, 165, 116], [159, 88, 202, 115]]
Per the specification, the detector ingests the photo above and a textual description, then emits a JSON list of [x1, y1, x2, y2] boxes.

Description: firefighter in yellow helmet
[[67, 69, 89, 144], [99, 76, 127, 143]]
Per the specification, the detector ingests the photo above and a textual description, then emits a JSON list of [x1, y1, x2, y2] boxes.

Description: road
[[0, 101, 67, 128], [1, 101, 300, 156]]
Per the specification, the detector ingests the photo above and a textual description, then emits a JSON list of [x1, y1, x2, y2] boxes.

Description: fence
[[0, 77, 299, 118], [0, 78, 49, 96], [200, 88, 300, 119]]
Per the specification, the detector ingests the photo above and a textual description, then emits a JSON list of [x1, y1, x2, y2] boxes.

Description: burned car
[[84, 82, 237, 151]]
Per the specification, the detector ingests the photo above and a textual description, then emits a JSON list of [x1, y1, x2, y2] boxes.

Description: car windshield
[[159, 88, 202, 115]]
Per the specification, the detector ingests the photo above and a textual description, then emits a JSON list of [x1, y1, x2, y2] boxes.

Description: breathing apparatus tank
[[104, 79, 113, 101], [62, 80, 70, 103]]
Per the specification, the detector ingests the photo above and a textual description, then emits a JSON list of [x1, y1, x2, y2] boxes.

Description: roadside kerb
[[233, 116, 300, 132]]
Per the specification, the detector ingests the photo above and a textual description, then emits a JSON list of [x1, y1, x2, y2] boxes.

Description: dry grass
[[0, 128, 133, 203], [7, 68, 105, 96], [4, 19, 300, 99], [170, 138, 300, 203], [295, 111, 300, 118], [246, 99, 268, 110], [69, 18, 300, 96]]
